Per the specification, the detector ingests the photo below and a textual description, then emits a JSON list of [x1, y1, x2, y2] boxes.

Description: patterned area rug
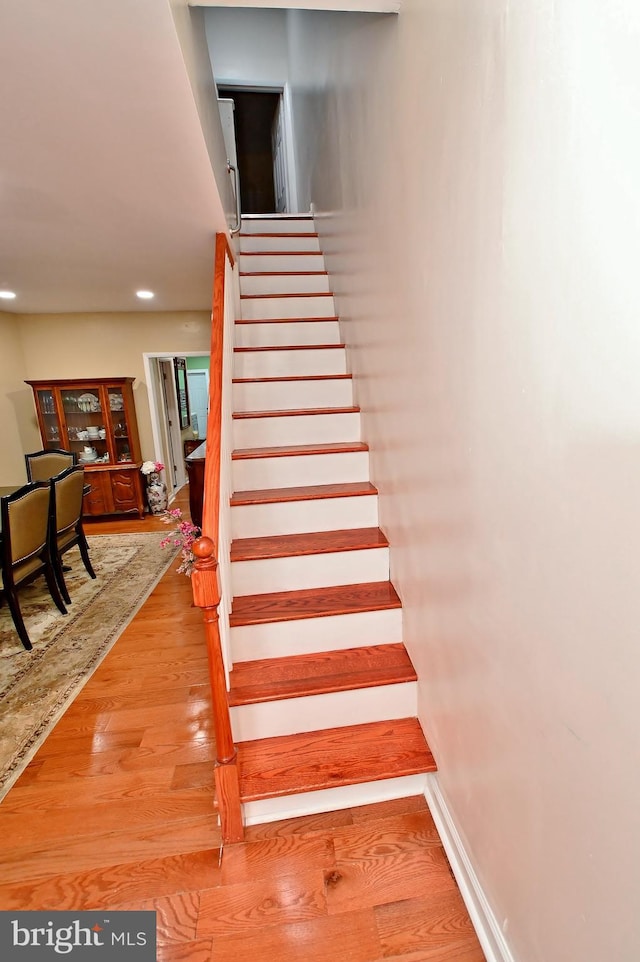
[[0, 532, 177, 801]]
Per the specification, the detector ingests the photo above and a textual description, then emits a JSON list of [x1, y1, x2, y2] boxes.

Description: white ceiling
[[0, 0, 227, 315], [0, 0, 401, 316]]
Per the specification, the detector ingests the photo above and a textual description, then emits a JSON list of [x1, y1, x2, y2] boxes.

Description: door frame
[[215, 81, 299, 214], [143, 351, 210, 499]]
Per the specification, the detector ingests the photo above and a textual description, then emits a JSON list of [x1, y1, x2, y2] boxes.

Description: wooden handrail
[[201, 232, 235, 556], [191, 232, 243, 844]]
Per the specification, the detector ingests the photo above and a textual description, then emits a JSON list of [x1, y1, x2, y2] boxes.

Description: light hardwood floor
[[0, 486, 485, 961]]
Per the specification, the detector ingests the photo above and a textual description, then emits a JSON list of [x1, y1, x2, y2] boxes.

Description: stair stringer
[[216, 253, 241, 681]]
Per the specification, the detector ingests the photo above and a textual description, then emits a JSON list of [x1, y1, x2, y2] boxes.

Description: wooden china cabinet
[[26, 377, 146, 518]]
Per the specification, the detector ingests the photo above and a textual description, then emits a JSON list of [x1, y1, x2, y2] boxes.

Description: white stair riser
[[232, 450, 370, 489], [231, 495, 379, 539], [233, 411, 361, 449], [242, 774, 428, 826], [234, 348, 346, 380], [241, 218, 314, 234], [231, 682, 417, 742], [239, 235, 321, 253], [230, 607, 403, 661], [234, 321, 341, 348], [241, 295, 335, 320], [233, 378, 354, 411], [231, 546, 389, 595], [239, 253, 325, 273], [240, 273, 331, 296]]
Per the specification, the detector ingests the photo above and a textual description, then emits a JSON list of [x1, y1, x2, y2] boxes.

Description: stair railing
[[227, 162, 241, 236], [191, 231, 244, 844]]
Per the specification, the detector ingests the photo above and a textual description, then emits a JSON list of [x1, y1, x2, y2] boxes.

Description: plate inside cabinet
[[77, 392, 100, 413]]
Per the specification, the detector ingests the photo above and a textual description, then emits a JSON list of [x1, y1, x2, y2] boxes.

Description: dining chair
[[0, 482, 67, 651], [25, 449, 76, 483], [49, 466, 96, 605]]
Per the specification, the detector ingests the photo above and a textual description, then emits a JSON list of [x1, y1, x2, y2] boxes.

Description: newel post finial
[[191, 536, 220, 609]]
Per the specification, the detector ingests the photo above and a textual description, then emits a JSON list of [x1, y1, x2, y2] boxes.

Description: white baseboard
[[424, 773, 516, 962]]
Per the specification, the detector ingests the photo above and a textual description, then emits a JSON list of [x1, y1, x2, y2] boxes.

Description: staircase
[[227, 214, 436, 825]]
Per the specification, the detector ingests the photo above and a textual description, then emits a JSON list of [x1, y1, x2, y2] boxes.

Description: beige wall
[[0, 312, 40, 483], [288, 3, 640, 961], [2, 311, 210, 484]]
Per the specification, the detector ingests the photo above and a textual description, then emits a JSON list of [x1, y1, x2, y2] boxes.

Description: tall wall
[[169, 0, 237, 227], [287, 2, 640, 961], [1, 311, 211, 484], [0, 313, 39, 484]]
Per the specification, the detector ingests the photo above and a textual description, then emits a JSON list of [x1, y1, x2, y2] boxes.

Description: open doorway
[[144, 352, 210, 502], [218, 87, 287, 214]]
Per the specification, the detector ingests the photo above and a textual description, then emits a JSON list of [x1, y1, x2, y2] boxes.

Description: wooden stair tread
[[239, 270, 329, 277], [240, 250, 321, 256], [232, 406, 359, 419], [235, 316, 339, 324], [229, 643, 416, 706], [231, 527, 388, 562], [237, 718, 435, 801], [241, 292, 333, 299], [232, 441, 368, 460], [232, 374, 352, 384], [234, 344, 344, 352], [231, 481, 378, 505], [239, 232, 318, 238], [229, 580, 401, 626]]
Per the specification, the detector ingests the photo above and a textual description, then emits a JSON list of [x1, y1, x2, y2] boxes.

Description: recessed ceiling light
[[0, 290, 17, 299], [136, 290, 154, 300]]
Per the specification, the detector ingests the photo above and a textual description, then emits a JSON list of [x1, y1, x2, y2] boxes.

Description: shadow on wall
[[9, 387, 42, 470], [133, 381, 152, 460]]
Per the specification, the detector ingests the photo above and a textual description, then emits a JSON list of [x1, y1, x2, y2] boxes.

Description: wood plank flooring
[[0, 486, 484, 961]]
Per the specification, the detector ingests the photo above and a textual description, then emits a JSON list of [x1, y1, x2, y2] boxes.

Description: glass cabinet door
[[61, 386, 111, 465], [106, 386, 133, 463], [37, 389, 63, 447]]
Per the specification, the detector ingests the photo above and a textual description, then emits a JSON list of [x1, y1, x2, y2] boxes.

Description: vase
[[146, 472, 168, 515]]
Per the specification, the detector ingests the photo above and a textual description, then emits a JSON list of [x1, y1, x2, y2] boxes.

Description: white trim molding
[[424, 774, 517, 962]]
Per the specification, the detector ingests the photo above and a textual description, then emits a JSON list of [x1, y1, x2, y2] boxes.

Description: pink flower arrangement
[[159, 507, 201, 576]]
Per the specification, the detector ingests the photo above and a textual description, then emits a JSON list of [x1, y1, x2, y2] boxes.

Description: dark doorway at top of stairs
[[218, 88, 279, 214]]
